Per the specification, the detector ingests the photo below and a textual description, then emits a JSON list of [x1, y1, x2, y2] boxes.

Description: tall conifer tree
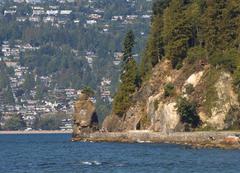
[[113, 30, 138, 116], [162, 0, 193, 68]]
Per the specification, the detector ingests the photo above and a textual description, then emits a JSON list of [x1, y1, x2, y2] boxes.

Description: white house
[[32, 9, 45, 15], [4, 10, 16, 16], [29, 16, 41, 22], [16, 17, 28, 22], [43, 16, 55, 23], [46, 10, 58, 16], [86, 20, 97, 25], [60, 10, 72, 15]]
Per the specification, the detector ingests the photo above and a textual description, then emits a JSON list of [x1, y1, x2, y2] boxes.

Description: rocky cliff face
[[206, 72, 239, 129], [73, 93, 99, 137], [103, 59, 240, 132]]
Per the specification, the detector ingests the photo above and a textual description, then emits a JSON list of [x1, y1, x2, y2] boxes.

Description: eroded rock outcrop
[[73, 93, 98, 137], [148, 100, 180, 133], [103, 59, 240, 132], [184, 71, 204, 88], [207, 72, 239, 129]]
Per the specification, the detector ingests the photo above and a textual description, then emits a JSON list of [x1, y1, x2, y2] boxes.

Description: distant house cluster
[[1, 41, 39, 62], [0, 0, 152, 130], [4, 5, 73, 27], [113, 52, 123, 66], [84, 51, 97, 69], [99, 77, 112, 103], [2, 0, 152, 30]]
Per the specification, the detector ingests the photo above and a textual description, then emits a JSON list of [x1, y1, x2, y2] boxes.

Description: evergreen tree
[[113, 58, 138, 116], [23, 72, 35, 92], [113, 31, 138, 117], [35, 85, 43, 100], [123, 30, 135, 62], [0, 63, 15, 104], [177, 97, 200, 129], [162, 0, 193, 68], [202, 0, 240, 54], [3, 115, 26, 130], [140, 0, 169, 81], [121, 58, 139, 94], [0, 63, 9, 89], [152, 0, 170, 17], [82, 86, 95, 97], [35, 77, 44, 100], [4, 87, 15, 104], [142, 16, 164, 69]]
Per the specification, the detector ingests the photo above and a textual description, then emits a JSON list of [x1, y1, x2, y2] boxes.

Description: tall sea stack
[[72, 93, 99, 138]]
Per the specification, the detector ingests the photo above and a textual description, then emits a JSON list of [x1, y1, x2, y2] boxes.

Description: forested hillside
[[106, 0, 240, 132], [141, 0, 240, 79]]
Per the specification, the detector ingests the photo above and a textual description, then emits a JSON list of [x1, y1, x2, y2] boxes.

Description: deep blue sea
[[0, 134, 240, 173]]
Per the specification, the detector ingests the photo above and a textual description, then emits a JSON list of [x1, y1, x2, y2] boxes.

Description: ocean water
[[0, 134, 240, 173]]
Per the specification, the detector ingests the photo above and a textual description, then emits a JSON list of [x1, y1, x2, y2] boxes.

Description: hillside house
[[86, 20, 97, 25], [1, 44, 11, 56], [46, 10, 58, 16], [29, 16, 41, 22], [89, 13, 102, 20], [113, 52, 123, 65], [60, 10, 72, 15], [142, 14, 151, 19], [32, 8, 45, 15], [16, 17, 28, 22], [14, 0, 25, 3], [5, 61, 17, 68], [4, 10, 16, 16], [100, 77, 112, 102], [126, 15, 138, 20], [112, 16, 123, 21]]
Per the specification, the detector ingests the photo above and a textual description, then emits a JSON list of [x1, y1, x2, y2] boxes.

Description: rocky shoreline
[[72, 131, 240, 149]]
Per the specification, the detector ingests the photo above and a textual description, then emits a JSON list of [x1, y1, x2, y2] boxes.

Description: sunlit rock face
[[207, 72, 239, 129], [147, 97, 180, 133], [102, 59, 240, 132], [73, 93, 98, 137]]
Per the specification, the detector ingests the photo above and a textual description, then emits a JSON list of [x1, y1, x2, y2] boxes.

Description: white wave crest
[[81, 161, 102, 166], [93, 161, 101, 165], [81, 161, 92, 165]]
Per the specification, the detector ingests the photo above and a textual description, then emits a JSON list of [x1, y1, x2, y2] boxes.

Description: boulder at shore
[[73, 93, 99, 137]]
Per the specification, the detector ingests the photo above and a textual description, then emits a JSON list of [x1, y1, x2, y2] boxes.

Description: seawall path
[[72, 130, 240, 149]]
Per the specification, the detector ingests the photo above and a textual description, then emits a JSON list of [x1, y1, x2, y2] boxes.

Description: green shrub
[[33, 113, 67, 130], [140, 114, 151, 128], [209, 49, 240, 73], [3, 115, 26, 130], [187, 46, 206, 64], [176, 63, 183, 70], [154, 100, 159, 111], [176, 97, 200, 128], [234, 67, 240, 88], [164, 83, 175, 97], [82, 86, 95, 97], [234, 67, 240, 101], [224, 106, 240, 130], [113, 90, 131, 117], [202, 68, 219, 114], [185, 83, 194, 95]]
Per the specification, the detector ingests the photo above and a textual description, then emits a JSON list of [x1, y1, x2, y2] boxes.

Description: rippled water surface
[[0, 134, 240, 173]]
